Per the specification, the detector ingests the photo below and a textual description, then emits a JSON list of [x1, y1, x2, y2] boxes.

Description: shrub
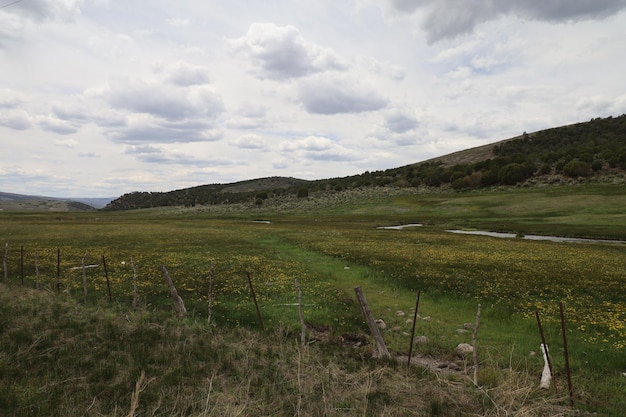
[[498, 163, 526, 185], [562, 160, 591, 177]]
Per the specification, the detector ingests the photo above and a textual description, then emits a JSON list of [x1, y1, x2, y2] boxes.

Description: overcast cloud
[[1, 0, 626, 197]]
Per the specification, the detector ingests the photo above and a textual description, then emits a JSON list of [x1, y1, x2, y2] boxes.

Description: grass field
[[1, 184, 625, 416]]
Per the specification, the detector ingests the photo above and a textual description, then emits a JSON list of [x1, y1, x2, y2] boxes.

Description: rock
[[375, 319, 387, 330], [413, 335, 428, 344], [455, 343, 474, 356], [422, 316, 432, 321], [456, 329, 469, 334], [405, 319, 413, 324], [395, 310, 406, 317], [463, 323, 475, 329]]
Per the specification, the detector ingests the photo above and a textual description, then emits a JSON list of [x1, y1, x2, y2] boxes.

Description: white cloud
[[279, 136, 355, 161], [0, 109, 32, 130], [386, 0, 626, 43], [233, 133, 268, 150], [229, 23, 347, 79], [297, 74, 388, 114]]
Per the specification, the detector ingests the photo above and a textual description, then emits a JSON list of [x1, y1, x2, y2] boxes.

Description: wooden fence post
[[56, 248, 61, 293], [3, 243, 7, 281], [161, 265, 187, 317], [472, 303, 482, 385], [354, 286, 391, 359], [81, 251, 88, 303], [295, 279, 306, 347], [34, 252, 40, 290], [207, 261, 214, 325], [131, 257, 138, 308], [20, 245, 24, 285]]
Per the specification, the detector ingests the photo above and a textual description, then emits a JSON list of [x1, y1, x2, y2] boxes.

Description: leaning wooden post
[[295, 279, 306, 347], [246, 271, 265, 331], [207, 261, 215, 325], [354, 286, 391, 359], [407, 290, 421, 366], [472, 303, 482, 385], [161, 265, 187, 317], [559, 302, 574, 407], [535, 311, 557, 392], [102, 255, 112, 301]]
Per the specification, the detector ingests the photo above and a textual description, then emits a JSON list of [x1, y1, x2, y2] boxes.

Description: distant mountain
[[69, 197, 116, 209], [0, 192, 111, 211], [105, 114, 626, 211]]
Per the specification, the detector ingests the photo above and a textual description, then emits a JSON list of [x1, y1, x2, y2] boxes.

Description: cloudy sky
[[2, 0, 626, 198]]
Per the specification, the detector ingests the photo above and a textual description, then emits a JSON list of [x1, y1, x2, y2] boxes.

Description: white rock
[[396, 310, 406, 317], [375, 319, 387, 329], [455, 343, 474, 356], [414, 335, 429, 344], [422, 316, 432, 322]]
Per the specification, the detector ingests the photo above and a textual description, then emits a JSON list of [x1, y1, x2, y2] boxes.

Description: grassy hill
[[0, 192, 97, 212], [105, 114, 626, 211]]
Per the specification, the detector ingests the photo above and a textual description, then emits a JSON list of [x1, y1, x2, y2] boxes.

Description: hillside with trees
[[104, 115, 626, 210]]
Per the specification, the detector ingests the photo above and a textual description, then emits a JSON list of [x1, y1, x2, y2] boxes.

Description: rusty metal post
[[535, 311, 557, 392], [247, 271, 265, 331], [559, 302, 574, 406], [407, 290, 421, 366], [102, 255, 112, 301]]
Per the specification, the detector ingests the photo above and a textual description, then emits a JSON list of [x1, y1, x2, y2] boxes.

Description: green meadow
[[1, 184, 625, 416]]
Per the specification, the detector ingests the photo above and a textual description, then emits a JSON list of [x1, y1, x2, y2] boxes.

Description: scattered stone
[[375, 319, 387, 329], [405, 319, 413, 324], [422, 316, 432, 321], [395, 310, 406, 317], [456, 329, 469, 334], [463, 323, 475, 329], [413, 335, 428, 344], [455, 343, 474, 356]]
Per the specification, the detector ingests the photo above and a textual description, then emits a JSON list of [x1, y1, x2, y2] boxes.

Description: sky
[[2, 0, 626, 198]]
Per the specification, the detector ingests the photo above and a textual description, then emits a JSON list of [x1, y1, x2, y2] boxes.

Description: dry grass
[[0, 283, 582, 417]]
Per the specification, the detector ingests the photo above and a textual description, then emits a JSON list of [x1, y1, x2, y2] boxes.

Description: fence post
[[161, 265, 187, 317], [559, 302, 574, 407], [247, 271, 265, 331], [354, 286, 391, 359], [472, 303, 482, 385], [56, 248, 61, 293], [535, 311, 556, 391], [295, 279, 306, 347], [20, 245, 24, 285], [3, 243, 7, 281], [407, 290, 421, 366]]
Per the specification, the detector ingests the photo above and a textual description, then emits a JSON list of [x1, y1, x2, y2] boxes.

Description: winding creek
[[378, 223, 626, 245]]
